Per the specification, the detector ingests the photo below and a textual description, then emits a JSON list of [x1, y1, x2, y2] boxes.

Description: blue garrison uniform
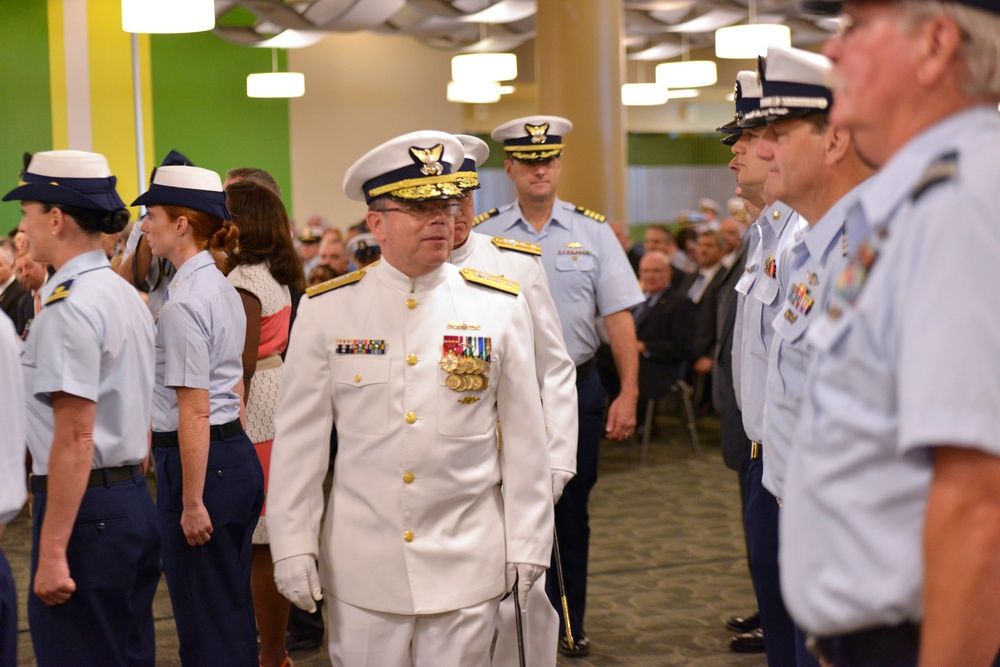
[[781, 107, 1000, 660], [475, 198, 643, 640], [21, 249, 160, 667], [763, 188, 858, 499], [152, 250, 263, 666], [732, 202, 805, 666], [0, 313, 24, 667]]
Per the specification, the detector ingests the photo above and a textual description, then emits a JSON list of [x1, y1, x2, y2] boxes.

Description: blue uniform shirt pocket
[[752, 274, 780, 306]]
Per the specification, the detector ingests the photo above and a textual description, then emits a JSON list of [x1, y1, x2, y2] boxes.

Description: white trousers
[[491, 572, 559, 667], [327, 595, 501, 667]]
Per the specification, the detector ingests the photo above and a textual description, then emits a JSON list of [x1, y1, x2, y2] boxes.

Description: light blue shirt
[[735, 201, 801, 442], [781, 105, 1000, 635], [762, 187, 858, 498], [152, 250, 245, 432], [21, 250, 154, 475], [0, 313, 26, 524], [475, 198, 644, 366], [124, 222, 174, 318]]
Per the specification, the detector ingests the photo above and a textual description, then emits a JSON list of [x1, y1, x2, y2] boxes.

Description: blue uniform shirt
[[21, 250, 154, 475], [781, 105, 1000, 634], [474, 198, 643, 366], [735, 201, 801, 442], [152, 250, 246, 431], [762, 188, 858, 498]]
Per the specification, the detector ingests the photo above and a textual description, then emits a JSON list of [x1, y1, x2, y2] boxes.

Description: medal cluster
[[440, 336, 491, 392]]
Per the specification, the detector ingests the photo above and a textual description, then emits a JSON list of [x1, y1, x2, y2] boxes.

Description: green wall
[[149, 33, 293, 216], [0, 0, 53, 234]]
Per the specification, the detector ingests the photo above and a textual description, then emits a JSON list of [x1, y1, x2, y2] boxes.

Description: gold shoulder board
[[491, 237, 542, 256], [306, 269, 366, 298], [472, 208, 499, 227], [574, 206, 606, 223], [459, 268, 520, 296], [44, 279, 73, 306]]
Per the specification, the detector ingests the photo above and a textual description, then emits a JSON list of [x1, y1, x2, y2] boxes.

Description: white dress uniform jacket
[[450, 230, 578, 475], [269, 259, 554, 615], [0, 313, 25, 525]]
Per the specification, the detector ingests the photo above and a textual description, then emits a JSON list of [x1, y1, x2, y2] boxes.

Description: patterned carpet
[[5, 408, 766, 666]]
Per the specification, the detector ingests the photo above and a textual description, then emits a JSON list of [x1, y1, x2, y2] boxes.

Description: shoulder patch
[[491, 236, 542, 256], [472, 208, 499, 227], [459, 267, 520, 296], [306, 269, 366, 298], [574, 206, 606, 223], [911, 151, 958, 202], [44, 279, 73, 306]]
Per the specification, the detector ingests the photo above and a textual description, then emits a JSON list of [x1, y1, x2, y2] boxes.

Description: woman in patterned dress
[[225, 182, 304, 667]]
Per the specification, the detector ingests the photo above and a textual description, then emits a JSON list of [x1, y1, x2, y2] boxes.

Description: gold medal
[[446, 374, 462, 390]]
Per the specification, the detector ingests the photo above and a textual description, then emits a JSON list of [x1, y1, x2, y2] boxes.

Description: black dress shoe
[[725, 610, 761, 633], [729, 627, 765, 653], [558, 633, 591, 658], [285, 632, 323, 652]]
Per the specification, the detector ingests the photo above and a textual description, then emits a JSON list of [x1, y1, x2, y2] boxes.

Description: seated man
[[634, 250, 697, 400], [597, 250, 696, 409]]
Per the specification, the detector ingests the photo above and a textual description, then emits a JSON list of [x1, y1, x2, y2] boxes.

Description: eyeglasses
[[376, 200, 461, 220]]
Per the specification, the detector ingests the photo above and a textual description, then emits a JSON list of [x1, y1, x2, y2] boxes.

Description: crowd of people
[[1, 0, 1000, 665]]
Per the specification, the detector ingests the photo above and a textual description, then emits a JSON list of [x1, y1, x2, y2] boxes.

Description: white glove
[[274, 554, 323, 613], [551, 469, 575, 504], [505, 563, 546, 612]]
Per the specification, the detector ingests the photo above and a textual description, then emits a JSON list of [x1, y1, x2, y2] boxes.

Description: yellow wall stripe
[[47, 0, 68, 149], [87, 0, 140, 203]]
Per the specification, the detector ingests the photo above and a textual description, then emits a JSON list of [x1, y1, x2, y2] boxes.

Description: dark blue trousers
[[743, 457, 819, 667], [155, 432, 264, 667], [0, 550, 16, 667], [29, 475, 160, 667], [546, 368, 604, 640]]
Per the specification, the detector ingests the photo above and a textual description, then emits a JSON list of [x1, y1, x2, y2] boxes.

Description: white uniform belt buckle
[[750, 441, 762, 459]]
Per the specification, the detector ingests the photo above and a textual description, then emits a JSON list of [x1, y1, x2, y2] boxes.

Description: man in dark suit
[[0, 242, 29, 336], [634, 250, 696, 400], [681, 230, 729, 407]]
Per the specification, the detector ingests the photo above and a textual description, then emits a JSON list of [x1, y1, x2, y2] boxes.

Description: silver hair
[[0, 243, 13, 267], [901, 0, 1000, 100]]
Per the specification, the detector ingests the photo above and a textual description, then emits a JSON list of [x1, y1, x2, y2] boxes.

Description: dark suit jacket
[[0, 279, 29, 337], [711, 241, 752, 472], [680, 264, 729, 359], [636, 286, 697, 399]]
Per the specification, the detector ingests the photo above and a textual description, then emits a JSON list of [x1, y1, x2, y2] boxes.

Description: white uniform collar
[[449, 228, 480, 266], [375, 257, 450, 294]]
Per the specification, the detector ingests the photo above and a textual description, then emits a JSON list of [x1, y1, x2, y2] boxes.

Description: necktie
[[33, 290, 41, 315], [633, 294, 656, 324], [688, 273, 706, 302]]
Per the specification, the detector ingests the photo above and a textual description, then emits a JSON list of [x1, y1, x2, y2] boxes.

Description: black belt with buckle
[[30, 464, 143, 493], [152, 419, 243, 448], [808, 623, 920, 664], [576, 358, 596, 379]]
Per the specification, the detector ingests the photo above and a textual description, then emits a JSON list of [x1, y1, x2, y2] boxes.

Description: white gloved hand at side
[[273, 554, 323, 613], [506, 562, 546, 612], [551, 469, 575, 504]]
